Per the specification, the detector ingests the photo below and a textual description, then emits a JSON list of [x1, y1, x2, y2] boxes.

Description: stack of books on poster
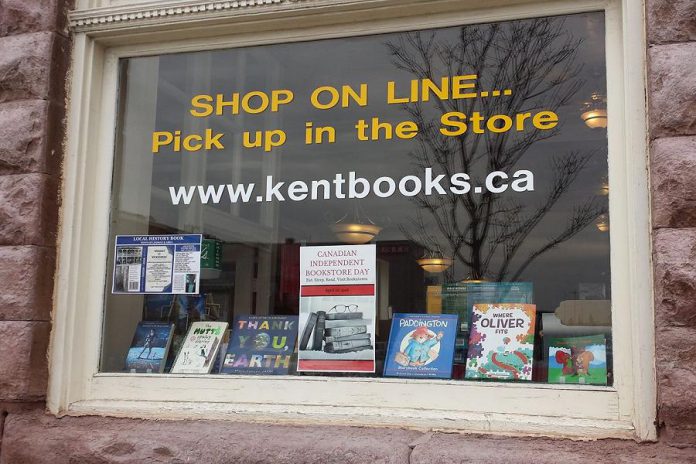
[[300, 311, 373, 353]]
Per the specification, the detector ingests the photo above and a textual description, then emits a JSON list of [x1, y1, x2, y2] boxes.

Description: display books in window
[[222, 315, 299, 375], [383, 313, 458, 379], [125, 322, 174, 373], [442, 282, 533, 332], [171, 321, 228, 374], [442, 282, 533, 365], [465, 303, 536, 381], [547, 334, 607, 385]]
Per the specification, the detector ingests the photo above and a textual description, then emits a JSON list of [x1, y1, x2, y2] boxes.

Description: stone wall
[[0, 0, 68, 411], [2, 410, 696, 464], [0, 1, 695, 462], [647, 0, 696, 448]]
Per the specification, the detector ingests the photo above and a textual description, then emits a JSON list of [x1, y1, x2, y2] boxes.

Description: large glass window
[[101, 11, 611, 386]]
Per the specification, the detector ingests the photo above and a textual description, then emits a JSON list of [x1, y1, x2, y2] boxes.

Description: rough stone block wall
[[1, 410, 696, 464], [647, 0, 696, 448], [0, 0, 695, 462], [0, 0, 69, 420]]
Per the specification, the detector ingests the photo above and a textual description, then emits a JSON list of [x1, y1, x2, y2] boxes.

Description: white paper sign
[[297, 244, 376, 373], [112, 234, 202, 294]]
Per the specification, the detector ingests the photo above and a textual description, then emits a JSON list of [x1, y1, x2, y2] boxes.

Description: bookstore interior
[[104, 11, 612, 386]]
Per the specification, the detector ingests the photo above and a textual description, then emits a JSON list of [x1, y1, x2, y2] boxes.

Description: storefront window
[[101, 11, 611, 386]]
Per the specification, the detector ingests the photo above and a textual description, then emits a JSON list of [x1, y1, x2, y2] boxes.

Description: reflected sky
[[115, 11, 609, 313]]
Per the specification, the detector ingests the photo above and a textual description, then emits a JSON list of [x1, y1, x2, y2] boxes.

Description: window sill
[[62, 373, 634, 439]]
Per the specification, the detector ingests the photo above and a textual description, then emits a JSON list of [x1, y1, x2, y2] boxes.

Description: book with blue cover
[[125, 321, 175, 373], [383, 313, 458, 379], [221, 315, 299, 375]]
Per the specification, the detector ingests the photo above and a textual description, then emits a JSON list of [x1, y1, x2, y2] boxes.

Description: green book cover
[[442, 282, 533, 331], [442, 282, 533, 364], [547, 334, 607, 385]]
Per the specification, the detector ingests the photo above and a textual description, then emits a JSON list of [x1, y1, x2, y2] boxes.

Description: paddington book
[[465, 303, 536, 381], [547, 334, 608, 385], [170, 321, 228, 374], [221, 315, 299, 375], [383, 313, 458, 379], [125, 321, 175, 373]]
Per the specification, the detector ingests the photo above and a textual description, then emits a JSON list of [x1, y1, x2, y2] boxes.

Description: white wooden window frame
[[49, 0, 655, 441]]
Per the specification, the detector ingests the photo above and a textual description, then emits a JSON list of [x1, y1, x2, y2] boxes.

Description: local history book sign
[[112, 234, 202, 294], [222, 315, 298, 375], [383, 313, 458, 379], [465, 303, 536, 381], [297, 244, 376, 373]]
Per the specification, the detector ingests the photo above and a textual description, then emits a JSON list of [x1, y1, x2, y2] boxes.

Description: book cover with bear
[[383, 313, 458, 379]]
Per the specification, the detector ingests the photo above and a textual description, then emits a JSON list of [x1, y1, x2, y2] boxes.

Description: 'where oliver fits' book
[[442, 282, 533, 332], [171, 321, 228, 374], [383, 313, 458, 379], [465, 303, 536, 381], [125, 321, 175, 373], [221, 315, 298, 375], [547, 334, 607, 385], [442, 282, 533, 365]]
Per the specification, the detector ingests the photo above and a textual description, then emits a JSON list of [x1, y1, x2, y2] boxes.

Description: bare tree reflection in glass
[[387, 17, 607, 281]]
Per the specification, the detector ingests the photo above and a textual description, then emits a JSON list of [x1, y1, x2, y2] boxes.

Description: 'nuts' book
[[547, 334, 607, 385], [383, 313, 458, 379], [465, 303, 536, 381], [171, 321, 228, 374]]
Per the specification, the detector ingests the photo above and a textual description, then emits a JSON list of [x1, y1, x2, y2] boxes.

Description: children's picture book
[[171, 321, 228, 374], [125, 322, 174, 373], [465, 303, 536, 381], [547, 334, 608, 385], [442, 282, 533, 332], [442, 282, 533, 366], [383, 314, 458, 379], [221, 315, 299, 375]]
